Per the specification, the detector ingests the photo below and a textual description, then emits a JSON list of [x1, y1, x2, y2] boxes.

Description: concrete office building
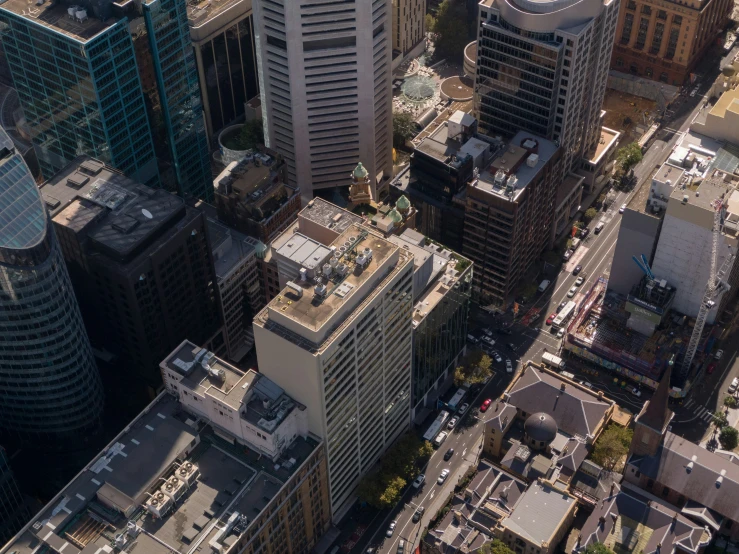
[[0, 132, 104, 443], [463, 131, 562, 306], [1, 343, 331, 554], [40, 157, 222, 388], [253, 0, 393, 200], [0, 0, 212, 201], [0, 446, 31, 543], [392, 0, 426, 60], [474, 0, 618, 174], [254, 223, 414, 520], [188, 0, 260, 141], [611, 0, 731, 85]]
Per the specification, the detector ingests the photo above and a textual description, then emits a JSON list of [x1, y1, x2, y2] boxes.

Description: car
[[578, 380, 593, 389], [546, 313, 557, 325], [508, 342, 517, 352], [438, 469, 450, 484], [630, 387, 642, 398], [707, 362, 716, 374], [690, 87, 698, 97], [412, 474, 425, 488], [458, 403, 469, 415], [558, 302, 566, 312], [557, 327, 565, 339], [715, 349, 724, 360], [412, 507, 425, 523], [573, 265, 582, 276], [580, 228, 590, 239], [480, 398, 492, 412], [619, 204, 626, 214], [482, 336, 495, 347], [506, 359, 513, 373], [444, 448, 455, 461], [481, 328, 493, 337], [594, 222, 605, 234], [447, 417, 458, 429], [490, 351, 502, 363], [386, 521, 397, 537], [729, 378, 739, 394], [575, 276, 585, 286], [567, 286, 577, 298], [397, 539, 406, 554], [563, 249, 574, 261]]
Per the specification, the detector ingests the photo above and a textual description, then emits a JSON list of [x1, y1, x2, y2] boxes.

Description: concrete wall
[[608, 209, 661, 295]]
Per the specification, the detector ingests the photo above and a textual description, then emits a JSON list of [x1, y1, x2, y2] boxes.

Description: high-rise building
[[474, 0, 618, 173], [0, 131, 104, 443], [253, 0, 393, 200], [0, 446, 30, 544], [40, 156, 222, 388], [392, 0, 426, 59], [188, 0, 260, 141], [0, 0, 212, 201], [253, 222, 414, 520], [611, 0, 731, 85]]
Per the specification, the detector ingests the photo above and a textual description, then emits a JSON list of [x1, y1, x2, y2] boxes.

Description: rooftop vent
[[314, 283, 328, 298], [716, 469, 727, 488], [286, 281, 303, 298], [526, 153, 539, 167], [683, 195, 689, 204]]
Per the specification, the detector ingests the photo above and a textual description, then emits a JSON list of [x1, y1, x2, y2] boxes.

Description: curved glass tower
[[0, 129, 104, 443]]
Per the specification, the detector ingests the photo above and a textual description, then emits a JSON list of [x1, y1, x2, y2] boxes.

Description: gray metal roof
[[500, 480, 574, 546]]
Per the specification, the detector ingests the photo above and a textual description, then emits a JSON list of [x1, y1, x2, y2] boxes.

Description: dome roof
[[253, 240, 268, 259], [524, 412, 558, 444], [353, 162, 368, 180], [388, 208, 403, 223], [396, 195, 410, 212]]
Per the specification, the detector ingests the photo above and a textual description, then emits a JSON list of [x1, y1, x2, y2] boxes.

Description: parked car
[[508, 342, 517, 352], [619, 204, 626, 214], [729, 378, 739, 394], [447, 417, 458, 429], [458, 403, 469, 415], [397, 539, 405, 554], [412, 507, 425, 523], [386, 521, 397, 537], [573, 265, 582, 276], [630, 387, 642, 398], [480, 398, 492, 412], [575, 276, 585, 286], [557, 327, 565, 339], [558, 302, 566, 312], [438, 469, 450, 485], [546, 313, 557, 325], [492, 351, 503, 363], [578, 380, 593, 389], [707, 362, 716, 374], [594, 222, 605, 234], [444, 448, 455, 461], [567, 286, 577, 298], [481, 328, 493, 337], [715, 349, 724, 360], [412, 474, 425, 488], [506, 359, 513, 373], [580, 228, 590, 239], [563, 249, 574, 261]]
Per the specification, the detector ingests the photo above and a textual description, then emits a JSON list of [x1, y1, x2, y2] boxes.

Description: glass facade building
[[0, 12, 159, 186], [0, 446, 30, 544], [0, 129, 104, 443]]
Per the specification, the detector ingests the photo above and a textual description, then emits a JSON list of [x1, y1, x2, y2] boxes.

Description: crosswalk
[[683, 398, 716, 422]]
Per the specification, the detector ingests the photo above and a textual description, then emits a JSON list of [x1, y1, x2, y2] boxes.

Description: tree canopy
[[713, 410, 729, 429], [479, 539, 515, 554], [584, 208, 598, 224], [431, 0, 469, 61], [237, 119, 264, 151], [719, 426, 738, 450], [584, 543, 616, 554], [591, 425, 633, 471], [616, 142, 643, 171], [393, 112, 416, 149], [454, 352, 493, 387]]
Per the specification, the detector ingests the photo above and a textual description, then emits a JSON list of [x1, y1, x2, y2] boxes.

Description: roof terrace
[[0, 0, 118, 42]]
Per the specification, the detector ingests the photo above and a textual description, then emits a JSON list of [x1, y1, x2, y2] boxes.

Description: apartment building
[[254, 222, 414, 520], [611, 0, 731, 84], [474, 0, 618, 173], [253, 0, 393, 200], [0, 131, 104, 444]]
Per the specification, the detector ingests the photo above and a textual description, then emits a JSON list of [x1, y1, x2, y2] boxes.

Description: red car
[[707, 362, 716, 374], [480, 399, 492, 412], [546, 313, 557, 325]]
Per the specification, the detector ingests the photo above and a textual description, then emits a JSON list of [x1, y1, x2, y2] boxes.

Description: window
[[621, 13, 634, 44], [645, 67, 653, 77], [659, 72, 668, 82], [650, 22, 664, 53], [641, 5, 651, 14], [647, 479, 654, 488], [657, 10, 667, 19], [635, 17, 650, 49], [626, 0, 636, 8], [616, 57, 624, 66], [662, 486, 669, 496]]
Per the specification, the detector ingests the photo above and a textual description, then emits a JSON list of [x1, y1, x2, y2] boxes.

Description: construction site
[[602, 89, 658, 145]]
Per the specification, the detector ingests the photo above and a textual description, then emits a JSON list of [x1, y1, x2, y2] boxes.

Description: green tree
[[584, 208, 598, 224], [713, 410, 729, 429], [393, 112, 416, 148], [591, 425, 633, 470], [432, 0, 469, 61], [616, 142, 643, 171], [566, 238, 573, 250], [584, 543, 616, 554], [237, 119, 264, 150], [425, 13, 437, 33], [479, 539, 515, 554], [454, 353, 493, 386], [357, 473, 406, 509], [724, 396, 738, 409], [719, 426, 738, 450]]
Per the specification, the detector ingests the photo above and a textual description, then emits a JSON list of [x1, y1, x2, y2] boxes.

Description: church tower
[[630, 361, 674, 457], [349, 162, 372, 205]]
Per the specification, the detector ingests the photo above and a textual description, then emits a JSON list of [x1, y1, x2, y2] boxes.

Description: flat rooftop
[[668, 170, 729, 210], [187, 0, 242, 27], [0, 0, 117, 42], [501, 480, 574, 547], [588, 127, 620, 165], [299, 197, 363, 236], [214, 153, 294, 213], [1, 393, 320, 554], [470, 131, 559, 203], [415, 123, 465, 164]]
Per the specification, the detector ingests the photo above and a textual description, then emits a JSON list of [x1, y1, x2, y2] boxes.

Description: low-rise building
[[0, 344, 331, 554], [578, 126, 620, 193]]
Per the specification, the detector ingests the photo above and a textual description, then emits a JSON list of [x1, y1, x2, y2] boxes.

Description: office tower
[[253, 0, 393, 200], [393, 0, 426, 59], [254, 223, 414, 520], [474, 0, 618, 173], [40, 156, 221, 388], [0, 446, 31, 544], [0, 131, 104, 443], [0, 0, 212, 201], [612, 0, 731, 85], [1, 342, 331, 554], [188, 0, 260, 140]]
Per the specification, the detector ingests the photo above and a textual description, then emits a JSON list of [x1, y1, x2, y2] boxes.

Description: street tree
[[393, 112, 416, 149], [584, 208, 598, 224], [616, 142, 643, 171], [454, 352, 493, 387], [592, 425, 633, 470], [719, 426, 739, 450], [713, 410, 729, 429], [725, 396, 738, 409], [432, 0, 469, 61]]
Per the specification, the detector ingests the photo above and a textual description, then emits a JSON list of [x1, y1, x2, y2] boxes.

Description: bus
[[447, 388, 467, 412], [541, 352, 565, 370], [552, 301, 576, 330], [423, 410, 450, 442]]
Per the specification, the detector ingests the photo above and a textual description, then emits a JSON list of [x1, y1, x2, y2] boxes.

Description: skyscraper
[[253, 0, 393, 200], [0, 130, 104, 443], [0, 0, 212, 201], [474, 0, 618, 172], [0, 446, 30, 544], [253, 223, 414, 520]]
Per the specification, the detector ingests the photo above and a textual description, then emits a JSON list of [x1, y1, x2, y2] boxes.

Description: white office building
[[253, 223, 414, 520], [253, 0, 393, 201], [474, 0, 618, 172]]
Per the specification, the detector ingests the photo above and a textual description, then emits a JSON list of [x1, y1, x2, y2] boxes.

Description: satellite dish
[[141, 208, 153, 219]]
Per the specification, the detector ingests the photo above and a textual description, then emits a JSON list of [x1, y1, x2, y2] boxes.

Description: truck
[[433, 432, 448, 448], [538, 280, 551, 293], [571, 238, 581, 251], [541, 352, 565, 370]]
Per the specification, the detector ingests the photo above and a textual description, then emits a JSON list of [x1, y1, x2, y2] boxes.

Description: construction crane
[[680, 189, 734, 379]]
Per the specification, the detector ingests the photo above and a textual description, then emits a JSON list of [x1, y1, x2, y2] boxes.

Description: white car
[[715, 349, 724, 360], [567, 286, 577, 298], [447, 417, 458, 429], [458, 403, 469, 415], [619, 204, 626, 214], [386, 521, 397, 537], [482, 336, 496, 347], [575, 276, 584, 286], [492, 351, 503, 363], [729, 378, 739, 394], [630, 387, 642, 398], [481, 328, 493, 337], [506, 359, 513, 373], [557, 327, 565, 339], [412, 474, 425, 488], [437, 469, 450, 485]]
